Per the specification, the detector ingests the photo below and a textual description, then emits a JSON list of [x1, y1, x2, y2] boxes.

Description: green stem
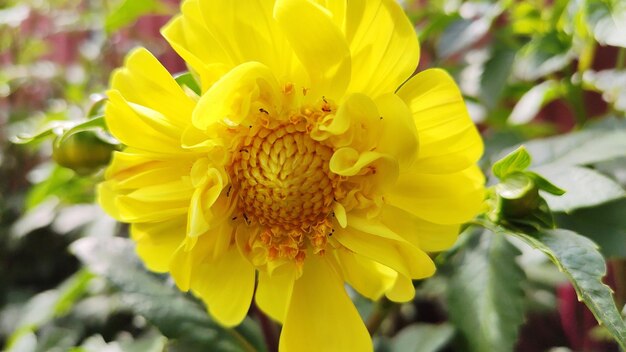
[[366, 297, 398, 335], [227, 328, 259, 352], [616, 47, 626, 70]]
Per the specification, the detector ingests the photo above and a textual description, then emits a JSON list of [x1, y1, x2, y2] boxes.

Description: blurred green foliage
[[2, 0, 626, 351]]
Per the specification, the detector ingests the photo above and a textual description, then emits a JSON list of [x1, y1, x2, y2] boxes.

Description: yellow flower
[[98, 0, 484, 351]]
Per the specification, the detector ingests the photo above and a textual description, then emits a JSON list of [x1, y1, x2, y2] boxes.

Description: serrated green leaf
[[556, 198, 626, 258], [492, 146, 532, 178], [531, 165, 624, 212], [447, 231, 526, 352], [391, 323, 454, 352], [70, 237, 264, 352], [508, 228, 626, 349]]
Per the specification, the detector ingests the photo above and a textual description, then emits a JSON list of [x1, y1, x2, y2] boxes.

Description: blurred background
[[1, 0, 625, 351]]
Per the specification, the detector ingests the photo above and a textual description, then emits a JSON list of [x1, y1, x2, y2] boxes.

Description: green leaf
[[53, 116, 113, 149], [480, 45, 516, 109], [531, 165, 625, 212], [556, 199, 626, 258], [105, 0, 172, 33], [583, 69, 626, 112], [492, 146, 532, 178], [70, 237, 264, 352], [437, 3, 502, 59], [587, 0, 626, 48], [447, 231, 526, 352], [175, 72, 201, 96], [10, 121, 68, 145], [525, 171, 566, 196], [513, 32, 575, 81], [522, 126, 626, 167], [508, 80, 562, 125], [508, 228, 626, 349], [495, 172, 534, 200], [391, 323, 454, 352]]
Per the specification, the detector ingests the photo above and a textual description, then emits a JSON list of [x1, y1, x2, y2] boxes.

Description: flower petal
[[279, 255, 372, 352], [334, 227, 435, 280], [345, 0, 419, 97], [110, 48, 195, 128], [255, 265, 297, 323], [381, 204, 460, 252], [375, 93, 418, 169], [386, 273, 415, 302], [192, 62, 282, 131], [130, 218, 186, 272], [397, 68, 483, 174], [335, 249, 396, 300], [386, 165, 485, 225], [274, 0, 351, 100], [192, 245, 256, 327]]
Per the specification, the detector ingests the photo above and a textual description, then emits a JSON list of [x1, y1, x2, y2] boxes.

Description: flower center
[[230, 120, 340, 265], [232, 124, 337, 230]]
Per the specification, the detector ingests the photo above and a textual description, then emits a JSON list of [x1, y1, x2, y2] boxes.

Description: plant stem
[[616, 47, 626, 70], [366, 297, 398, 335], [227, 328, 259, 352], [254, 304, 279, 352]]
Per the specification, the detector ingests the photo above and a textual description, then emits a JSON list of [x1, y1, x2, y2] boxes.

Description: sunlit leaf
[[583, 69, 626, 112], [532, 164, 625, 212], [508, 80, 562, 125], [556, 198, 626, 258], [70, 237, 265, 352], [105, 0, 172, 33], [508, 228, 626, 349], [391, 323, 454, 352], [587, 0, 626, 48], [447, 231, 526, 352], [492, 146, 531, 179]]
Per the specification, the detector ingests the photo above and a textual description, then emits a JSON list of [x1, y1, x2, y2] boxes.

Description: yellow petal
[[192, 245, 255, 327], [375, 93, 419, 169], [279, 255, 372, 352], [345, 0, 419, 97], [334, 227, 435, 280], [386, 165, 485, 225], [255, 266, 297, 323], [98, 181, 188, 223], [336, 249, 396, 300], [330, 148, 399, 194], [386, 273, 415, 303], [110, 48, 194, 128], [187, 166, 226, 237], [161, 14, 230, 91], [397, 68, 483, 174], [130, 217, 186, 272], [381, 205, 460, 252], [192, 62, 282, 131], [274, 0, 351, 100], [311, 93, 379, 151], [105, 90, 183, 154]]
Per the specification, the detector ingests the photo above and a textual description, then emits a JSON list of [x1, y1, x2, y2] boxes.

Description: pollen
[[230, 121, 340, 264]]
